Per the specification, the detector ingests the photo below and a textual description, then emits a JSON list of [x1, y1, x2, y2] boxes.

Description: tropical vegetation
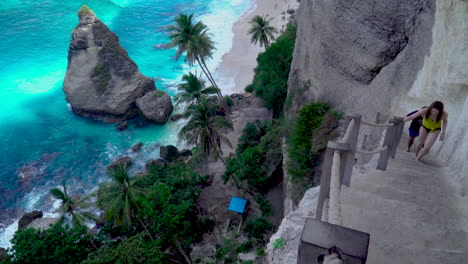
[[179, 97, 233, 160], [248, 15, 279, 49], [50, 182, 95, 227], [175, 72, 220, 106], [245, 23, 296, 117]]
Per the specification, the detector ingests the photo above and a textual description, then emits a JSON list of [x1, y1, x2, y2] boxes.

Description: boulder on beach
[[18, 211, 43, 229], [136, 90, 174, 125], [107, 156, 132, 171], [160, 145, 179, 162], [170, 113, 183, 121]]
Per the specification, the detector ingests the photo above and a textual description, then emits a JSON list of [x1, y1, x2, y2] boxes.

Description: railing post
[[342, 115, 361, 186], [316, 141, 350, 220], [376, 119, 397, 171], [391, 117, 404, 158]]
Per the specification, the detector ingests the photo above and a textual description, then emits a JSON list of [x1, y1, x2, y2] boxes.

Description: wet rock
[[0, 247, 7, 262], [136, 90, 174, 125], [170, 113, 183, 121], [160, 145, 179, 162], [40, 152, 62, 163], [107, 156, 132, 171], [179, 149, 193, 158], [131, 142, 143, 152], [117, 120, 128, 131], [17, 162, 46, 184], [145, 159, 167, 171], [63, 6, 155, 121], [18, 211, 43, 229], [27, 217, 59, 230]]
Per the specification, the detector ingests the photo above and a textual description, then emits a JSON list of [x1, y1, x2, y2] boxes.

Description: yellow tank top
[[422, 116, 442, 132]]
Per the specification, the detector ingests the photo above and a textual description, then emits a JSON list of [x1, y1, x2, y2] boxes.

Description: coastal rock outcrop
[[136, 90, 173, 124], [159, 145, 179, 162], [63, 6, 172, 122], [107, 156, 132, 171], [18, 211, 43, 229]]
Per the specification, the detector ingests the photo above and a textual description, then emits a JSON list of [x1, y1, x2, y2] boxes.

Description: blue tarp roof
[[227, 196, 248, 214]]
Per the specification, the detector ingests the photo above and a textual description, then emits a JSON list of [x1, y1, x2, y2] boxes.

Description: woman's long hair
[[425, 101, 444, 122]]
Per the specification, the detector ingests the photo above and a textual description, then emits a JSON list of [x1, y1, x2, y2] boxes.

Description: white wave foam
[[0, 220, 18, 249], [197, 0, 254, 93]]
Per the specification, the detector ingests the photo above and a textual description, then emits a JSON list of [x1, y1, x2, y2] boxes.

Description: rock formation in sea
[[63, 5, 173, 123], [136, 90, 173, 124]]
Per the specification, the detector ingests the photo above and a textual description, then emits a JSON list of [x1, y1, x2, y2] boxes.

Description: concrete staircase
[[341, 148, 468, 264]]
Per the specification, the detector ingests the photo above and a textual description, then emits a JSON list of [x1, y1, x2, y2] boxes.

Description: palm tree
[[167, 13, 229, 112], [175, 72, 220, 106], [96, 165, 149, 228], [248, 14, 279, 49], [179, 97, 233, 160], [50, 182, 96, 227]]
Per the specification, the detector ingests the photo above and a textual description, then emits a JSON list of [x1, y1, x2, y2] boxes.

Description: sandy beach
[[215, 0, 300, 95]]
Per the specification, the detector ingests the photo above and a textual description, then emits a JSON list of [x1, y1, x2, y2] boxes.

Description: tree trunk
[[138, 218, 155, 242], [196, 56, 231, 114], [175, 240, 192, 264]]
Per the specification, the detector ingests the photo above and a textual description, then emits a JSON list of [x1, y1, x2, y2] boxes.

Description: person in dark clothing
[[406, 106, 427, 152]]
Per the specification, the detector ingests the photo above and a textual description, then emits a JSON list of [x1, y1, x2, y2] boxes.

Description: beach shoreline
[[215, 0, 299, 95]]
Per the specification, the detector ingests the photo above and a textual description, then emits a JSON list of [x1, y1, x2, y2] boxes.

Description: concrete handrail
[[356, 145, 388, 155], [360, 119, 394, 127], [340, 118, 356, 144], [329, 150, 343, 225], [316, 115, 404, 221]]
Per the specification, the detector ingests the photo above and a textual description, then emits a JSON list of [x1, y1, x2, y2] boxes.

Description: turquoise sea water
[[0, 0, 252, 247]]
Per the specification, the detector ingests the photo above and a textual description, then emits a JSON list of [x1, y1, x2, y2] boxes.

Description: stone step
[[348, 175, 468, 212], [350, 168, 462, 202], [366, 239, 468, 264], [341, 188, 468, 228], [341, 205, 468, 251]]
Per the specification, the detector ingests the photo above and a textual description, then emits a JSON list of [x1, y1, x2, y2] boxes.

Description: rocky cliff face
[[287, 0, 435, 117], [287, 0, 467, 176], [63, 6, 172, 123], [392, 0, 468, 187], [272, 0, 467, 261]]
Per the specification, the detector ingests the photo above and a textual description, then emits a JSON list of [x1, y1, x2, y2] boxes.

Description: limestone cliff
[[270, 0, 467, 261], [63, 6, 172, 123], [286, 0, 467, 179]]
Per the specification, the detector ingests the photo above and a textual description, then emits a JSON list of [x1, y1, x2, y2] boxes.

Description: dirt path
[[197, 97, 273, 233]]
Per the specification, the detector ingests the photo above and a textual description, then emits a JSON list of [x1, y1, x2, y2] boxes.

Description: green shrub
[[272, 237, 286, 250], [244, 217, 274, 242], [256, 196, 272, 217], [6, 225, 99, 264], [245, 84, 254, 93], [78, 5, 94, 18], [237, 121, 267, 154], [153, 90, 166, 97], [93, 63, 111, 93], [248, 23, 297, 117], [224, 96, 234, 107], [287, 102, 331, 188], [236, 241, 254, 253]]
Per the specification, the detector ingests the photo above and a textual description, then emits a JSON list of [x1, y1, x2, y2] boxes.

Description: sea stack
[[63, 5, 173, 123]]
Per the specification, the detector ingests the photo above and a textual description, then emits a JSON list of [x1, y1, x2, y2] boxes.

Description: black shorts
[[422, 125, 441, 133]]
